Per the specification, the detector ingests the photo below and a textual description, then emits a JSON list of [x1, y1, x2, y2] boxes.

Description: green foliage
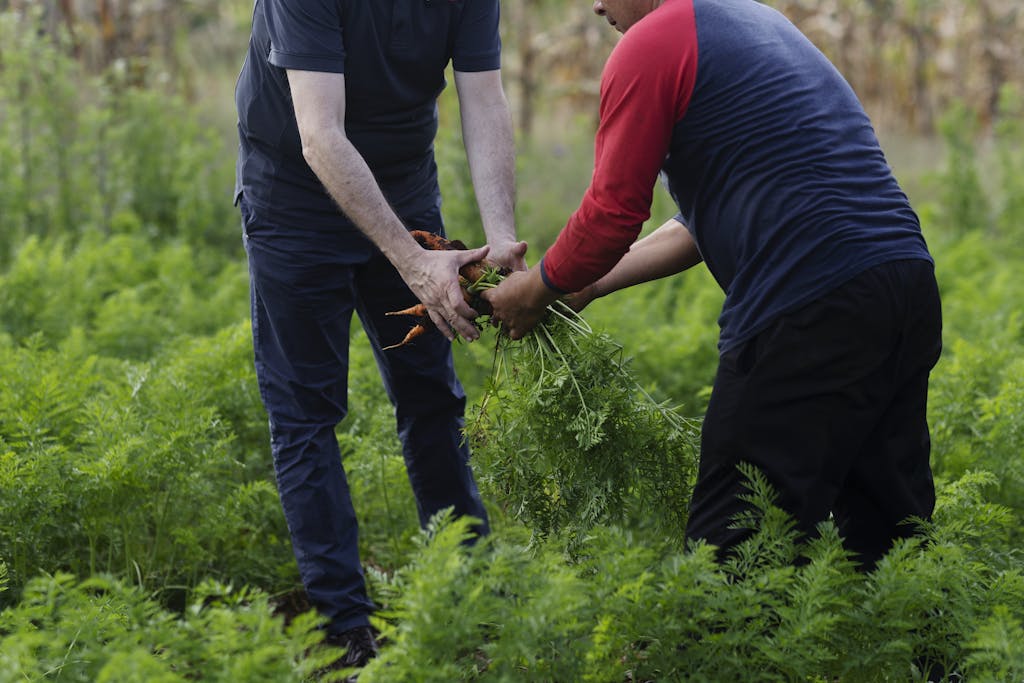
[[467, 305, 701, 551], [965, 605, 1024, 682], [0, 326, 295, 599], [994, 85, 1024, 247], [351, 470, 1024, 682], [933, 103, 992, 236], [0, 233, 247, 357], [0, 10, 238, 264], [926, 231, 1024, 536], [580, 264, 723, 413], [363, 513, 594, 682], [0, 574, 325, 682], [0, 262, 293, 598]]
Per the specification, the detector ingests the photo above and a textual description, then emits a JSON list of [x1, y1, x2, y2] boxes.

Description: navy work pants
[[241, 201, 490, 634], [685, 259, 942, 568]]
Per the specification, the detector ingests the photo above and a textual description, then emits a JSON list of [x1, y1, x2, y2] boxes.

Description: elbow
[[299, 122, 345, 171], [300, 136, 325, 171]]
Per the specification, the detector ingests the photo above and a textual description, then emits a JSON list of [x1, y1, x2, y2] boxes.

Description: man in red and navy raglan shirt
[[235, 0, 526, 668], [485, 0, 942, 569]]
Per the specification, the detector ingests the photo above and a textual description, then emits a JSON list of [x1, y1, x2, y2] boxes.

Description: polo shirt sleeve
[[264, 0, 346, 74], [452, 0, 502, 72], [541, 2, 698, 293]]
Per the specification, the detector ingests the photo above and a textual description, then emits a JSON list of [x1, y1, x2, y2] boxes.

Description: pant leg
[[351, 215, 490, 535], [833, 261, 941, 567], [244, 227, 376, 634], [685, 260, 939, 567]]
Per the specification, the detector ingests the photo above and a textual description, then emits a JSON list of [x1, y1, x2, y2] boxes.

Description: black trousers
[[685, 259, 942, 568]]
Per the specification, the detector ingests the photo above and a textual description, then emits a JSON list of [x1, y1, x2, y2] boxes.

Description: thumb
[[457, 245, 490, 265], [512, 240, 528, 258]]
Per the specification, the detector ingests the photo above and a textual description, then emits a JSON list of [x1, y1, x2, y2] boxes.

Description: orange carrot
[[409, 229, 509, 282], [382, 323, 429, 350], [411, 230, 455, 251], [389, 230, 510, 345], [386, 303, 429, 318], [460, 261, 509, 284], [410, 230, 471, 252]]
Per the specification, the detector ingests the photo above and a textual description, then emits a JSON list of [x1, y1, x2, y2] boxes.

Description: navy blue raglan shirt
[[542, 0, 932, 353], [234, 0, 501, 233]]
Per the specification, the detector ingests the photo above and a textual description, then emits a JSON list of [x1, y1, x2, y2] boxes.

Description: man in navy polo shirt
[[485, 0, 941, 570], [234, 0, 525, 668]]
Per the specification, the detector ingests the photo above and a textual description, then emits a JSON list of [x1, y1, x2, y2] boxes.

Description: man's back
[[660, 0, 931, 350]]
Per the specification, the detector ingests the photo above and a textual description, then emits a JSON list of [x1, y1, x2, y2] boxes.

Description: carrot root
[[410, 230, 458, 252], [383, 323, 430, 350], [386, 303, 429, 318], [401, 229, 509, 333]]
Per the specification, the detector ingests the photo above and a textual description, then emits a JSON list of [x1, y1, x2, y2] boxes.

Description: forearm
[[302, 127, 420, 266], [591, 217, 702, 298], [288, 67, 488, 341], [456, 71, 516, 245]]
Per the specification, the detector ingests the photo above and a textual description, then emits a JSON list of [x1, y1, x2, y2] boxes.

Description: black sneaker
[[322, 625, 379, 675]]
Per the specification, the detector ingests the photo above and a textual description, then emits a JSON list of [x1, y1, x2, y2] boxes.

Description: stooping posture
[[234, 0, 525, 670], [484, 0, 942, 569]]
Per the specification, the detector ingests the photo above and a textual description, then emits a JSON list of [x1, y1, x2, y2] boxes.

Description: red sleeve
[[541, 0, 698, 293]]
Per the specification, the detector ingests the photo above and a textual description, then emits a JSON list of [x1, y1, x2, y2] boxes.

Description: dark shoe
[[321, 625, 379, 677]]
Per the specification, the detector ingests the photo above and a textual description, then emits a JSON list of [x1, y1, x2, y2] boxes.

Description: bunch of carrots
[[389, 231, 701, 548], [383, 230, 510, 350]]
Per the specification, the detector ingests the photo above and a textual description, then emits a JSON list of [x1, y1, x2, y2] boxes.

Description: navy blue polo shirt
[[234, 0, 502, 233]]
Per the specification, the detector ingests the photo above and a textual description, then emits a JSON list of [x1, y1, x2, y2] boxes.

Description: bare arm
[[482, 216, 701, 338], [454, 69, 527, 271], [572, 216, 702, 310], [288, 68, 486, 340]]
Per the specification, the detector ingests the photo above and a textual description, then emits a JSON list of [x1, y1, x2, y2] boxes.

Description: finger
[[427, 309, 454, 342], [456, 245, 490, 267], [446, 287, 480, 340], [509, 241, 529, 271], [448, 283, 479, 319], [449, 312, 479, 340]]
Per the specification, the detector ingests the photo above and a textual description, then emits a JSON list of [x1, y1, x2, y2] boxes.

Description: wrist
[[386, 231, 425, 271], [529, 266, 561, 308]]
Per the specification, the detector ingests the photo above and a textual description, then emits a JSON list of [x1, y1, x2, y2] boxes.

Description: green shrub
[[0, 9, 239, 264], [357, 470, 1023, 682], [0, 324, 293, 600], [467, 313, 701, 552], [0, 234, 247, 356], [0, 575, 327, 682]]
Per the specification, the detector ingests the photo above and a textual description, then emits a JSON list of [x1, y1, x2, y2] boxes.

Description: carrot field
[[1, 3, 1023, 681]]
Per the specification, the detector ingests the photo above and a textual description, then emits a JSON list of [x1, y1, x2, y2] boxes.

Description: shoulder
[[602, 0, 698, 115], [607, 1, 695, 79]]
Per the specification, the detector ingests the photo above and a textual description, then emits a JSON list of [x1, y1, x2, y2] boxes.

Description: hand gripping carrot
[[385, 231, 508, 348]]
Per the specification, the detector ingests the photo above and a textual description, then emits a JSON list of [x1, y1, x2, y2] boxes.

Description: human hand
[[486, 239, 529, 273], [564, 283, 600, 313], [481, 267, 560, 340], [399, 245, 491, 341]]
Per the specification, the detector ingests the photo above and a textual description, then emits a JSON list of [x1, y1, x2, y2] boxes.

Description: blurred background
[[2, 0, 1021, 258], [7, 0, 1022, 132]]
